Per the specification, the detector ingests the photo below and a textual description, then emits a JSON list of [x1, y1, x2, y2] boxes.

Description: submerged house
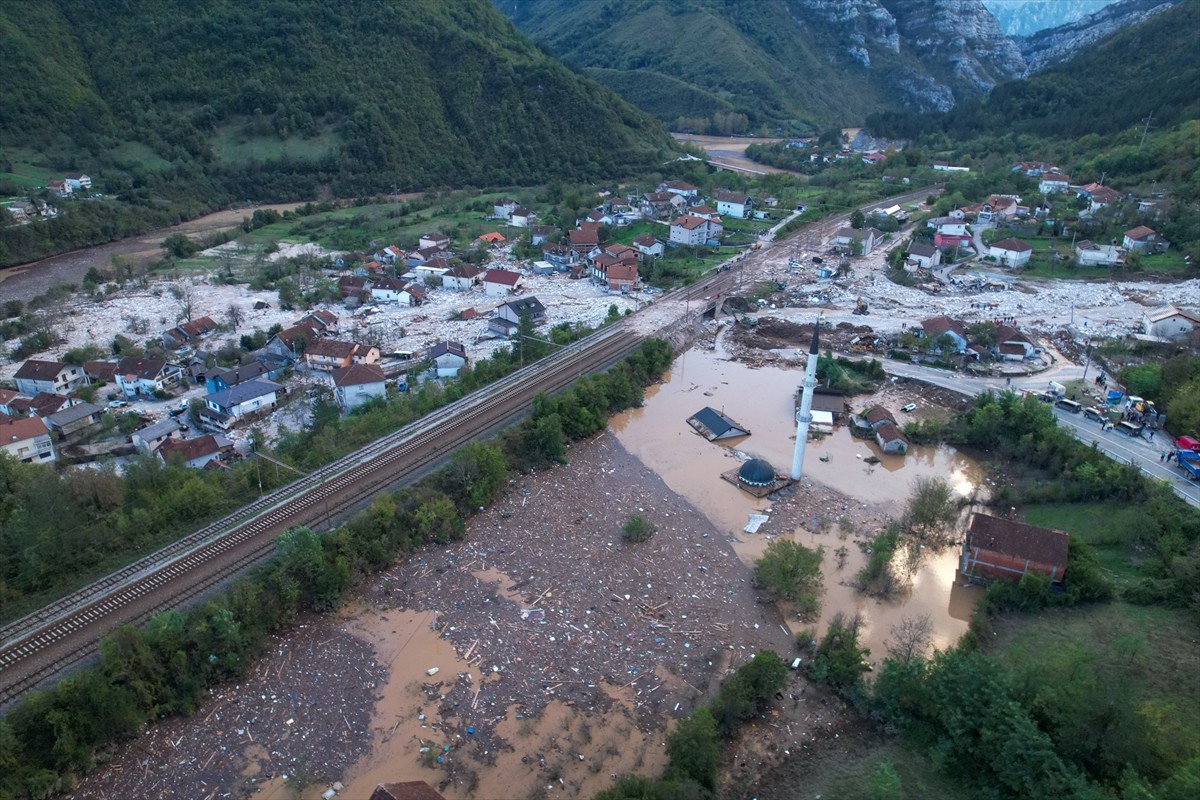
[[686, 407, 750, 441]]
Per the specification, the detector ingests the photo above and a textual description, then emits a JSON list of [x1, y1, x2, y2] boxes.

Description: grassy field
[[1024, 502, 1158, 586], [0, 160, 57, 190]]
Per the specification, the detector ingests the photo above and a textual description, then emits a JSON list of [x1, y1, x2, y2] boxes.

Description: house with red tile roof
[[961, 512, 1068, 584]]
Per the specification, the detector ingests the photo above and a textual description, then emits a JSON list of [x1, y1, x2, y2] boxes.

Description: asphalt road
[[879, 359, 1200, 508]]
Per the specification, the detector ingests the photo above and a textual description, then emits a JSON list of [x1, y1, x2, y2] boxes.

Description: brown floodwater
[[612, 346, 984, 665]]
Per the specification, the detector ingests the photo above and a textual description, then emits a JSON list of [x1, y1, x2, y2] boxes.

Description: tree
[[168, 282, 195, 322], [850, 208, 866, 229], [665, 708, 720, 790], [809, 612, 870, 692], [226, 303, 243, 330], [1166, 377, 1200, 435], [755, 539, 824, 619], [903, 477, 959, 543], [886, 614, 933, 662], [161, 233, 199, 259]]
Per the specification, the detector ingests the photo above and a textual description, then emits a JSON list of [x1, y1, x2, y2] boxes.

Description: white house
[[202, 380, 283, 428], [115, 357, 183, 397], [509, 207, 536, 227], [906, 242, 941, 271], [669, 215, 715, 247], [331, 364, 387, 409], [1123, 226, 1161, 251], [482, 268, 522, 296], [418, 232, 450, 251], [633, 234, 664, 258], [13, 359, 89, 396], [714, 191, 752, 219], [1038, 171, 1070, 194], [0, 417, 55, 464], [64, 173, 92, 191], [489, 296, 547, 338], [491, 200, 519, 221], [988, 238, 1033, 268], [1142, 305, 1199, 339], [442, 263, 483, 291], [371, 276, 407, 303], [1075, 240, 1121, 267], [660, 180, 699, 198], [833, 227, 880, 255], [429, 341, 468, 378]]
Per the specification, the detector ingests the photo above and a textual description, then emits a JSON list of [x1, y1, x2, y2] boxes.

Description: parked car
[[108, 399, 127, 409], [901, 402, 917, 412]]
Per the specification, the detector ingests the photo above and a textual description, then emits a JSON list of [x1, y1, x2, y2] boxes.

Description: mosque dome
[[737, 458, 776, 487]]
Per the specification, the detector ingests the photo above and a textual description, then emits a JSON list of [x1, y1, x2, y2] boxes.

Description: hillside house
[[961, 513, 1068, 584], [1142, 305, 1200, 339], [670, 215, 716, 247], [0, 389, 24, 417], [541, 243, 578, 270], [158, 434, 233, 469], [305, 340, 379, 371], [489, 296, 546, 338], [1122, 226, 1161, 251], [906, 242, 941, 271], [833, 227, 880, 255], [1012, 161, 1055, 176], [660, 180, 698, 198], [1086, 186, 1121, 212], [482, 269, 522, 297], [132, 417, 186, 454], [640, 191, 684, 219], [919, 316, 969, 353], [428, 341, 468, 378], [475, 232, 506, 247], [65, 173, 92, 191], [442, 263, 483, 291], [1074, 240, 1121, 267], [633, 234, 664, 258], [0, 416, 55, 463], [977, 195, 1020, 223], [530, 225, 557, 245], [419, 232, 450, 250], [509, 207, 536, 227], [1038, 171, 1070, 194], [865, 405, 898, 431], [331, 363, 387, 409], [83, 360, 118, 384], [47, 179, 71, 197], [202, 380, 283, 429], [568, 222, 601, 255], [714, 191, 752, 219], [932, 162, 969, 172], [491, 200, 519, 221], [413, 257, 451, 285], [13, 360, 89, 396], [988, 238, 1033, 268], [116, 357, 183, 397]]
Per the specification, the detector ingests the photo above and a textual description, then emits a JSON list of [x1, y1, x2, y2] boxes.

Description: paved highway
[[878, 359, 1200, 508]]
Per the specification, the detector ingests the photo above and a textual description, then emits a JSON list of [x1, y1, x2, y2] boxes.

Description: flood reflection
[[613, 348, 984, 664]]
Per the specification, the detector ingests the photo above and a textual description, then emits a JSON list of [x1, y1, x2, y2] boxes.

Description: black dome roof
[[738, 458, 776, 487]]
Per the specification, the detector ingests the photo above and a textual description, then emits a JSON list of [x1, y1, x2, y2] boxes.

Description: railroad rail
[[0, 325, 639, 708]]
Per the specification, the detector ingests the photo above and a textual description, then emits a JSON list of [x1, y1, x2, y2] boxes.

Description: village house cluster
[[900, 159, 1171, 277]]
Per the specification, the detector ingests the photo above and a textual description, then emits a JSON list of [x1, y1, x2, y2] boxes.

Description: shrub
[[622, 515, 656, 543]]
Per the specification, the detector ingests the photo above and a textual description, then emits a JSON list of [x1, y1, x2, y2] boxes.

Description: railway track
[[0, 325, 639, 709]]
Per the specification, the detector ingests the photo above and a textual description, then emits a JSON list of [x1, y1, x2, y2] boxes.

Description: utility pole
[[1138, 111, 1155, 150]]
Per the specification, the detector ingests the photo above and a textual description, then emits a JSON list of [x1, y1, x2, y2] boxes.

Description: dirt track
[[0, 203, 305, 302]]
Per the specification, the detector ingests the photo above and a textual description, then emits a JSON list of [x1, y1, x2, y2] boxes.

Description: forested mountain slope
[[0, 0, 673, 202]]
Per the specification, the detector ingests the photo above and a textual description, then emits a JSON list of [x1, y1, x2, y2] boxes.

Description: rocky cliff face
[[983, 0, 1117, 37], [788, 0, 1025, 111], [1018, 0, 1179, 73]]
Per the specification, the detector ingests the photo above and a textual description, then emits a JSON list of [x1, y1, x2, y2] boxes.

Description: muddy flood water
[[611, 343, 984, 662]]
